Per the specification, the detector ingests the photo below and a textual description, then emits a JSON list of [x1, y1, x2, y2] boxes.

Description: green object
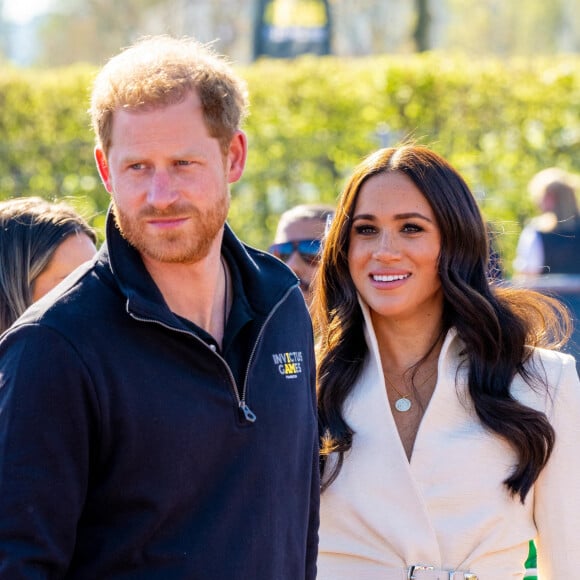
[[524, 540, 537, 579]]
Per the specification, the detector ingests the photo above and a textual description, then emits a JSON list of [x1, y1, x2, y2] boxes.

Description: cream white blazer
[[318, 302, 580, 579]]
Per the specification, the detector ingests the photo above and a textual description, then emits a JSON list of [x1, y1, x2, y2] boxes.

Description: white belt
[[381, 565, 478, 580]]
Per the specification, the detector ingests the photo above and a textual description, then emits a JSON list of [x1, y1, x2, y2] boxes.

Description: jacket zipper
[[126, 284, 296, 424], [238, 285, 296, 422]]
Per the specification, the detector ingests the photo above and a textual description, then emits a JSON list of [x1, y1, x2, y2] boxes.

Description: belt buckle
[[407, 565, 435, 579], [408, 565, 478, 580]]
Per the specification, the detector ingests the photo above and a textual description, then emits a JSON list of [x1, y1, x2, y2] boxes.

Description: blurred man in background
[[269, 203, 335, 308]]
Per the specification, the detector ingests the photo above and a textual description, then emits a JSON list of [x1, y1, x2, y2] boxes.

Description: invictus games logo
[[272, 351, 304, 379]]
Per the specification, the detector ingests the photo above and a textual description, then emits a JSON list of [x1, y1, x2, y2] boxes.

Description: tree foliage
[[9, 0, 579, 68], [37, 0, 166, 66]]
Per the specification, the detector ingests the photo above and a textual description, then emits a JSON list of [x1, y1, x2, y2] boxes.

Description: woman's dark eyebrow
[[351, 213, 375, 222], [394, 211, 433, 222], [352, 211, 433, 223]]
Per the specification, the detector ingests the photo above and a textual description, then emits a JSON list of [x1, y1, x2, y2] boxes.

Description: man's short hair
[[90, 35, 249, 157]]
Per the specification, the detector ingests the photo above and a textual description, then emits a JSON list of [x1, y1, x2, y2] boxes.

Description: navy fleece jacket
[[0, 213, 319, 579]]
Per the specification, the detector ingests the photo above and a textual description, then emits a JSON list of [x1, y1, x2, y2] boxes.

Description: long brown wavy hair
[[312, 145, 571, 500]]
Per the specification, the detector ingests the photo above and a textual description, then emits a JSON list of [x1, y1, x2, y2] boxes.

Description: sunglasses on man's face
[[268, 239, 322, 266]]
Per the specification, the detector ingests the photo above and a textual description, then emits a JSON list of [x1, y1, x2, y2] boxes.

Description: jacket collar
[[357, 294, 464, 378], [98, 208, 299, 326]]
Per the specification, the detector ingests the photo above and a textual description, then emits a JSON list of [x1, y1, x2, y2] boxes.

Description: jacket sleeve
[[0, 324, 96, 579], [534, 353, 580, 577], [305, 337, 320, 580]]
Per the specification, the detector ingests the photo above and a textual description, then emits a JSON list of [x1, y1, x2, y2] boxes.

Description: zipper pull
[[239, 401, 257, 423]]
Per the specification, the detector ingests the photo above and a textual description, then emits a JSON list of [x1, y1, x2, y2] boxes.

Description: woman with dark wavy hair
[[313, 145, 580, 579]]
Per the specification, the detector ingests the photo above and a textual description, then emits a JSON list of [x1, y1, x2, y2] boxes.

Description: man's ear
[[226, 130, 248, 184], [95, 147, 113, 193]]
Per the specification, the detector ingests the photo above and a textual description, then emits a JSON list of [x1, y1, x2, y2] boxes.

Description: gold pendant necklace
[[383, 373, 412, 412], [383, 367, 437, 413]]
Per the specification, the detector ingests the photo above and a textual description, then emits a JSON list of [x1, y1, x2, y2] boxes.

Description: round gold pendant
[[395, 397, 412, 412]]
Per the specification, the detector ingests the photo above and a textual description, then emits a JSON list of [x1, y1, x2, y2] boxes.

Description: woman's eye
[[402, 223, 423, 233], [354, 224, 376, 235]]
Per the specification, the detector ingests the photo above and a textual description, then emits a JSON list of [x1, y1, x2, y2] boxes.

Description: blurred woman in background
[[513, 167, 580, 277], [0, 196, 97, 333]]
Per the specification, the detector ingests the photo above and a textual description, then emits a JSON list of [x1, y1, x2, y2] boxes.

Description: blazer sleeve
[[534, 353, 580, 578], [0, 324, 96, 579]]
